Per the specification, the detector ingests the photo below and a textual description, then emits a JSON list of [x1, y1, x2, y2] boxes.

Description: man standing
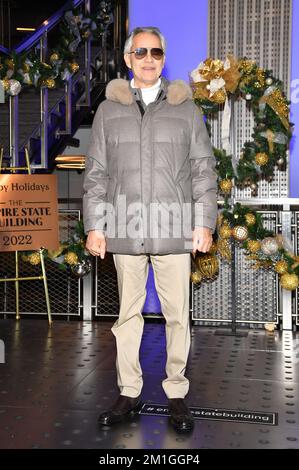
[[83, 26, 217, 433]]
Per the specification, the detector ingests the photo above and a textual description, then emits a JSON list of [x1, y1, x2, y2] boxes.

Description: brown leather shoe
[[98, 395, 142, 426], [168, 398, 194, 433]]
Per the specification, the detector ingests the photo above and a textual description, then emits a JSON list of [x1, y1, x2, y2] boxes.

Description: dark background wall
[[1, 0, 69, 48]]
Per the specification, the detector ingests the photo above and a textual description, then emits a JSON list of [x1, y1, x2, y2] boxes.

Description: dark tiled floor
[[0, 318, 299, 449]]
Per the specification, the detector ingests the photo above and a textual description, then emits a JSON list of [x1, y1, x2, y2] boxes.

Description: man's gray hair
[[124, 27, 166, 54]]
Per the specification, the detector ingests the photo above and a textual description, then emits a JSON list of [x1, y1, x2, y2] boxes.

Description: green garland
[[190, 56, 297, 291], [192, 56, 293, 191], [22, 220, 89, 277]]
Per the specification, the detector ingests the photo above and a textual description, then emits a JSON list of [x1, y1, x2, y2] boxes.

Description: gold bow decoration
[[190, 55, 241, 103], [259, 88, 290, 130]]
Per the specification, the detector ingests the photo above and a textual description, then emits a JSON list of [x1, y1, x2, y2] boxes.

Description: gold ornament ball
[[232, 225, 249, 242], [64, 252, 78, 265], [70, 62, 80, 73], [82, 30, 91, 40], [277, 157, 284, 167], [28, 253, 41, 265], [255, 152, 269, 166], [264, 323, 276, 332], [1, 79, 10, 92], [190, 271, 202, 284], [261, 237, 279, 256], [245, 213, 256, 226], [274, 260, 288, 274], [247, 239, 261, 253], [219, 224, 232, 239], [45, 78, 56, 89], [195, 253, 219, 279], [219, 178, 233, 194], [50, 53, 59, 62], [280, 273, 299, 291], [212, 89, 226, 104]]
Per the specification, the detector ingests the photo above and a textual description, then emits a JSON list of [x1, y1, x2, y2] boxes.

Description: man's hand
[[192, 227, 213, 254], [86, 230, 106, 259]]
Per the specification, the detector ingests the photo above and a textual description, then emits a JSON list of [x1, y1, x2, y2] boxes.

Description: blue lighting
[[290, 0, 299, 197], [128, 0, 208, 81]]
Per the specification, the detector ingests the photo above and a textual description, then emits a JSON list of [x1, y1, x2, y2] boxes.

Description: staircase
[[0, 0, 127, 172]]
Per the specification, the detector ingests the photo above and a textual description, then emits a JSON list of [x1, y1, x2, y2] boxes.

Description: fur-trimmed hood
[[105, 77, 193, 106]]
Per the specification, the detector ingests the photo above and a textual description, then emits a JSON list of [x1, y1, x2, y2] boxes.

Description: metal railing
[[191, 198, 299, 330], [4, 0, 87, 168], [1, 0, 125, 169]]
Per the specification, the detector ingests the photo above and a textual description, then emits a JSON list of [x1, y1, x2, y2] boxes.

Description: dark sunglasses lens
[[134, 48, 148, 59], [151, 48, 164, 59]]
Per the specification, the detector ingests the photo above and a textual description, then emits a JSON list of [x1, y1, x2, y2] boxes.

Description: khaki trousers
[[112, 253, 191, 399]]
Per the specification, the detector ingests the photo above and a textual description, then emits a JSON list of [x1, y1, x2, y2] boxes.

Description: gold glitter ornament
[[247, 239, 261, 253], [280, 273, 299, 291], [219, 224, 232, 239], [259, 88, 290, 130], [28, 252, 41, 265], [190, 271, 202, 284], [232, 225, 249, 241], [219, 178, 233, 194], [256, 68, 265, 87], [245, 213, 256, 226], [50, 53, 59, 63], [255, 152, 269, 166], [70, 62, 80, 73], [239, 59, 255, 75], [200, 58, 225, 80], [195, 253, 219, 279], [274, 260, 288, 274], [211, 88, 226, 104], [217, 238, 232, 261], [64, 252, 78, 265], [0, 78, 10, 91], [44, 78, 55, 89], [82, 30, 91, 40]]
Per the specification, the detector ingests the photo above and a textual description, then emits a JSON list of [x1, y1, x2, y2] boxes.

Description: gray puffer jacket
[[83, 77, 218, 255]]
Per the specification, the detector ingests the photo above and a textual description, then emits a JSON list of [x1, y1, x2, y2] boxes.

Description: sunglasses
[[128, 47, 164, 60]]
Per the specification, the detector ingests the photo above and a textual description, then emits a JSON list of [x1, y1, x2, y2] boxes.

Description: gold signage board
[[0, 174, 59, 252]]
